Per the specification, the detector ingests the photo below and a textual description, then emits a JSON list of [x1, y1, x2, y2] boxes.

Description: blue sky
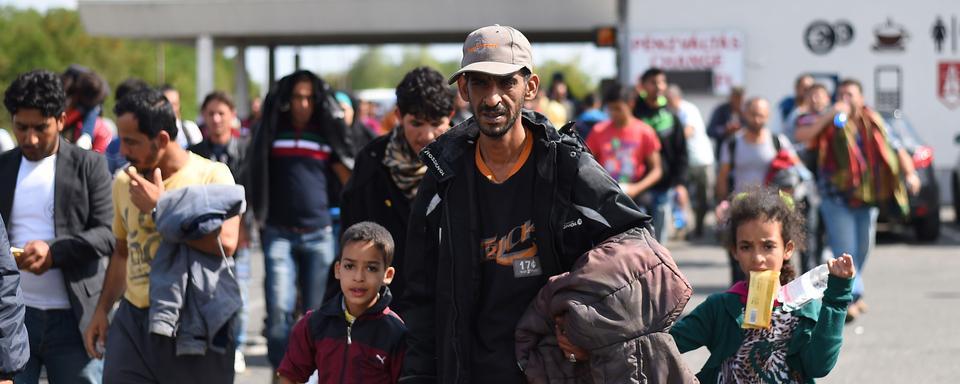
[[3, 0, 617, 93]]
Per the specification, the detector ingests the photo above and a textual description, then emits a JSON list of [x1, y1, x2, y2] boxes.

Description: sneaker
[[855, 299, 868, 314], [234, 350, 246, 373], [845, 300, 862, 323]]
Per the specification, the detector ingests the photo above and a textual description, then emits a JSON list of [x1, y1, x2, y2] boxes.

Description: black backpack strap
[[726, 137, 737, 193]]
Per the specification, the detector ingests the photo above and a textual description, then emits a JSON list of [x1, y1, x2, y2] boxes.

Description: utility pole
[[268, 45, 277, 91], [294, 47, 301, 70], [156, 42, 165, 84], [617, 0, 631, 86]]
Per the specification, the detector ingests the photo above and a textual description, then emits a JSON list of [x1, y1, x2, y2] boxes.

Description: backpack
[[727, 132, 781, 171], [727, 133, 808, 193]]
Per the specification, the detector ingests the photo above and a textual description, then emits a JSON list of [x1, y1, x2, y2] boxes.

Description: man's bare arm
[[332, 162, 351, 185], [716, 163, 732, 201], [84, 239, 129, 358], [627, 152, 663, 197]]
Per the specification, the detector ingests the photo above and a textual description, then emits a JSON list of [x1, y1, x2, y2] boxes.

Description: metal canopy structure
[[78, 0, 615, 114], [78, 0, 614, 44]]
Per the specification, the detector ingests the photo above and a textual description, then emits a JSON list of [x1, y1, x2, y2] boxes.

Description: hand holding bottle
[[827, 253, 856, 279], [832, 101, 851, 116]]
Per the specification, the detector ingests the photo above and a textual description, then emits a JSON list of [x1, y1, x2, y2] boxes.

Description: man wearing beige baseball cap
[[400, 25, 651, 383]]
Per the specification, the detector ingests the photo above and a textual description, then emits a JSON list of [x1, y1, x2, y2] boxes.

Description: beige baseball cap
[[448, 25, 534, 84]]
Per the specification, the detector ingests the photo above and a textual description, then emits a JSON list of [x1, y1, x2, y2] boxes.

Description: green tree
[[344, 46, 393, 90], [397, 46, 459, 80], [536, 57, 595, 101], [340, 46, 458, 91], [0, 7, 255, 123]]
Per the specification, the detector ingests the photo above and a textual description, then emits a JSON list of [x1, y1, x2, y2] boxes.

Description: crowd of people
[[0, 24, 919, 384], [555, 67, 920, 322]]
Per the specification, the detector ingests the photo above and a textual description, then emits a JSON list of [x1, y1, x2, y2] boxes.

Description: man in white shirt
[[0, 70, 114, 384], [667, 84, 715, 238], [160, 84, 203, 148], [717, 98, 798, 199]]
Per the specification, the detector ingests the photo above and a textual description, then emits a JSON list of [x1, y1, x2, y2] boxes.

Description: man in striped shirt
[[245, 70, 355, 370]]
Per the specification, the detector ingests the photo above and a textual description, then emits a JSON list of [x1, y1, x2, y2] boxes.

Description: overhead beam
[[78, 0, 615, 44]]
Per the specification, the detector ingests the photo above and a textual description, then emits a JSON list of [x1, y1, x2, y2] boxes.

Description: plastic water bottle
[[833, 112, 847, 128], [778, 264, 829, 312], [673, 203, 686, 230]]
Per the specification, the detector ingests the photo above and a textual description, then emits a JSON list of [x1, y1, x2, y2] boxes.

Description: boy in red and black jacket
[[278, 222, 406, 384]]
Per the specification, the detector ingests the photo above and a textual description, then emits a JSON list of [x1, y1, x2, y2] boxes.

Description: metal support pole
[[294, 47, 301, 70], [268, 45, 277, 91], [156, 42, 165, 84], [617, 0, 631, 86], [234, 45, 250, 119], [196, 34, 215, 106]]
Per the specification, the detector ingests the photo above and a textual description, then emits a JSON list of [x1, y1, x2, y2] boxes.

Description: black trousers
[[103, 300, 235, 384]]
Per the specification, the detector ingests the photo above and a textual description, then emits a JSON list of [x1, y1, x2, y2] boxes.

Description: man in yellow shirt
[[82, 89, 241, 383]]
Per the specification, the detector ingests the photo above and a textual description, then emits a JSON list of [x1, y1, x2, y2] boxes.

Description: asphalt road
[[236, 211, 960, 383]]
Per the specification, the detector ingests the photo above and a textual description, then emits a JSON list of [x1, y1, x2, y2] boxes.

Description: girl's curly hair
[[721, 187, 806, 285]]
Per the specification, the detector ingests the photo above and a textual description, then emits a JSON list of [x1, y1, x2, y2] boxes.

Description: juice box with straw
[[742, 270, 780, 329]]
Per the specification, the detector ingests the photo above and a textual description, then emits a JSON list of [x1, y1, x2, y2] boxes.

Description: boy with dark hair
[[338, 66, 453, 310], [632, 68, 689, 243], [278, 221, 406, 384], [586, 83, 662, 203]]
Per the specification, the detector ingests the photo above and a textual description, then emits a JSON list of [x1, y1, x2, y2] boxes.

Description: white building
[[622, 0, 959, 200]]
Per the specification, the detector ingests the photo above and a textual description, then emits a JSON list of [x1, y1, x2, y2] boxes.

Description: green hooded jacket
[[670, 276, 853, 383]]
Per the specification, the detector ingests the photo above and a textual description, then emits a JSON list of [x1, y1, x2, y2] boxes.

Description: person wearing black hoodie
[[632, 68, 689, 243], [335, 67, 453, 312], [244, 70, 354, 369]]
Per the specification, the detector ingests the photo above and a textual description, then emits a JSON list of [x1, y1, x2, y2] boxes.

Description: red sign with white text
[[938, 62, 960, 109]]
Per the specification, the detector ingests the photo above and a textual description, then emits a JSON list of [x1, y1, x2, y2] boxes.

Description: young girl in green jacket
[[671, 188, 855, 383]]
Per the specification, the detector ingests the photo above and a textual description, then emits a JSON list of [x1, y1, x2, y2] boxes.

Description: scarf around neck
[[382, 126, 426, 200]]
